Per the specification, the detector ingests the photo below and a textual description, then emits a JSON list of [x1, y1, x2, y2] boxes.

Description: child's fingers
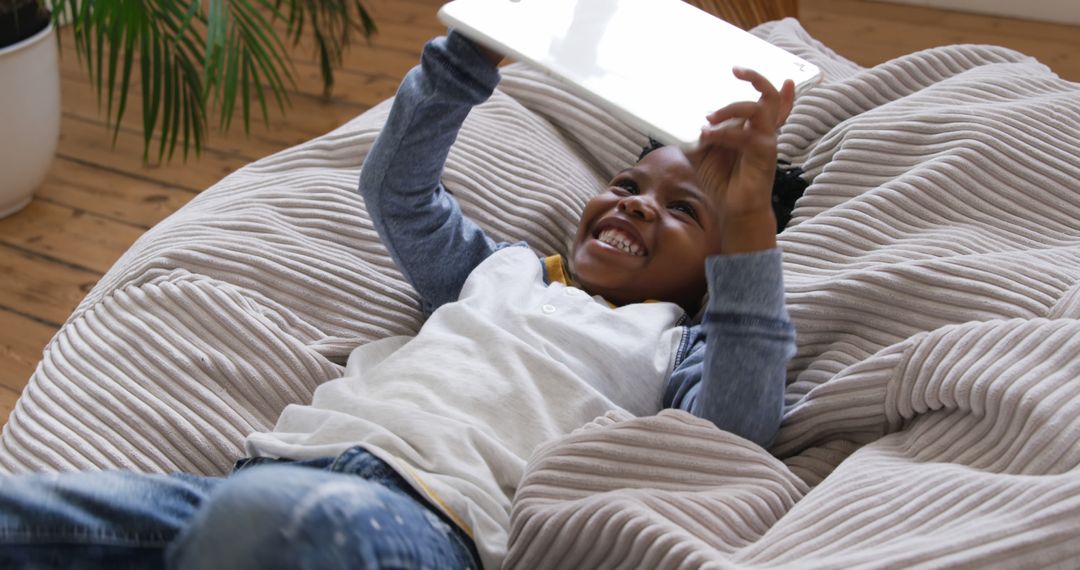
[[705, 102, 761, 125], [732, 66, 778, 100], [706, 67, 790, 130], [733, 67, 780, 122], [699, 124, 752, 149], [776, 79, 795, 128]]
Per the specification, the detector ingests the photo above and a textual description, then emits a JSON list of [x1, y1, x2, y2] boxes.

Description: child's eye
[[612, 180, 639, 195], [670, 201, 698, 220]]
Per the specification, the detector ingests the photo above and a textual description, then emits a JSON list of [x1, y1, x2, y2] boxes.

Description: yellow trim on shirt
[[544, 253, 654, 308], [543, 254, 570, 286], [396, 461, 475, 539]]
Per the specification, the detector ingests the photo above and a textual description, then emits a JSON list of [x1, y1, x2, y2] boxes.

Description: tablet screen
[[440, 0, 820, 150]]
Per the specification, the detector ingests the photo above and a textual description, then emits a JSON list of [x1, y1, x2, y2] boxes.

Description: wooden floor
[[2, 0, 1079, 429]]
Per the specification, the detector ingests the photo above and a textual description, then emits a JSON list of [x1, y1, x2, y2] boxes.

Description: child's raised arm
[[664, 70, 797, 447], [665, 249, 795, 448], [359, 32, 513, 315]]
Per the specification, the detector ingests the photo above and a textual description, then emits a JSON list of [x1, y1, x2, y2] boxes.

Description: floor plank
[[0, 386, 18, 430], [0, 244, 98, 327], [56, 114, 251, 192], [39, 157, 196, 228], [0, 310, 55, 393], [0, 307, 63, 428], [0, 200, 144, 274], [800, 0, 1080, 81]]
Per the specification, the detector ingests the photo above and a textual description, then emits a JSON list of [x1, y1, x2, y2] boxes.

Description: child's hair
[[637, 138, 807, 233]]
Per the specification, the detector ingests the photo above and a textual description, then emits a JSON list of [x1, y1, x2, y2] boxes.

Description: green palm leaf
[[49, 0, 376, 162]]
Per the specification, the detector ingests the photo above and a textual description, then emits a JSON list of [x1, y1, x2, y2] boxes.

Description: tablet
[[438, 0, 820, 151]]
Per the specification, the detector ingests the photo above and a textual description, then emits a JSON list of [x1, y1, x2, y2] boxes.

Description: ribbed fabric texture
[[0, 46, 641, 475], [2, 18, 1079, 568], [503, 20, 1080, 570]]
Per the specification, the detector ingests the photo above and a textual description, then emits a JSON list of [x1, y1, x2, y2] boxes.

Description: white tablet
[[438, 0, 820, 151]]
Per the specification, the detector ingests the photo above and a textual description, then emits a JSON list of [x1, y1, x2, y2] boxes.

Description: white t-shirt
[[246, 246, 688, 569]]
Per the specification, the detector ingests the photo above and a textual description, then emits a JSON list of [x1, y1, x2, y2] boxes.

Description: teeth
[[597, 228, 644, 256]]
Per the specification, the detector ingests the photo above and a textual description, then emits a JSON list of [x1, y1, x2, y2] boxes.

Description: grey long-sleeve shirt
[[359, 32, 796, 448], [249, 32, 796, 569]]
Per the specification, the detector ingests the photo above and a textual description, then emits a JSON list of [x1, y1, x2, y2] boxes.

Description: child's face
[[570, 146, 723, 312]]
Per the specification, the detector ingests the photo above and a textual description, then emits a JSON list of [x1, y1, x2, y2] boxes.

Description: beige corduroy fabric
[[1, 17, 1078, 568], [0, 34, 645, 476], [504, 20, 1080, 570]]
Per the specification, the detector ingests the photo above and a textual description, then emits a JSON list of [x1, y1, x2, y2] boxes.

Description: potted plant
[[0, 0, 57, 218], [0, 0, 376, 219]]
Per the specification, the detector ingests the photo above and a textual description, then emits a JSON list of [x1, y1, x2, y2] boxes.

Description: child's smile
[[570, 146, 724, 313], [591, 219, 648, 257]]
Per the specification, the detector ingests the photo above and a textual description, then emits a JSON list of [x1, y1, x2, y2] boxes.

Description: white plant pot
[[0, 22, 60, 219]]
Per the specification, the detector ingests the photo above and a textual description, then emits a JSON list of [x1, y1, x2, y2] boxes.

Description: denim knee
[[0, 470, 217, 570], [166, 464, 473, 570]]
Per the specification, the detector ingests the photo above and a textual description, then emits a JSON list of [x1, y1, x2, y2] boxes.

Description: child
[[0, 32, 796, 570]]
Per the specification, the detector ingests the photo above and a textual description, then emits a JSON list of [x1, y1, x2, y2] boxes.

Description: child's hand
[[476, 44, 504, 66], [449, 30, 504, 66], [468, 39, 504, 67], [691, 68, 795, 254]]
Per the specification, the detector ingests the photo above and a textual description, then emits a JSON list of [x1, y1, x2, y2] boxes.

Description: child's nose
[[618, 195, 657, 221]]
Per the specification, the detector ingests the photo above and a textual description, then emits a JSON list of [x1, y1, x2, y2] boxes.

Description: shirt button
[[564, 287, 581, 296], [541, 304, 557, 314]]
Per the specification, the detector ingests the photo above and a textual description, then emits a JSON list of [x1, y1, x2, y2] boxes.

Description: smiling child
[[0, 30, 798, 570]]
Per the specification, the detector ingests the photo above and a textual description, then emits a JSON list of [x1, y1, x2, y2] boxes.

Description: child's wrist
[[449, 31, 503, 67], [715, 210, 777, 254]]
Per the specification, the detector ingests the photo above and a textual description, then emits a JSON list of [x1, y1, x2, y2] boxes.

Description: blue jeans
[[0, 447, 479, 569]]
